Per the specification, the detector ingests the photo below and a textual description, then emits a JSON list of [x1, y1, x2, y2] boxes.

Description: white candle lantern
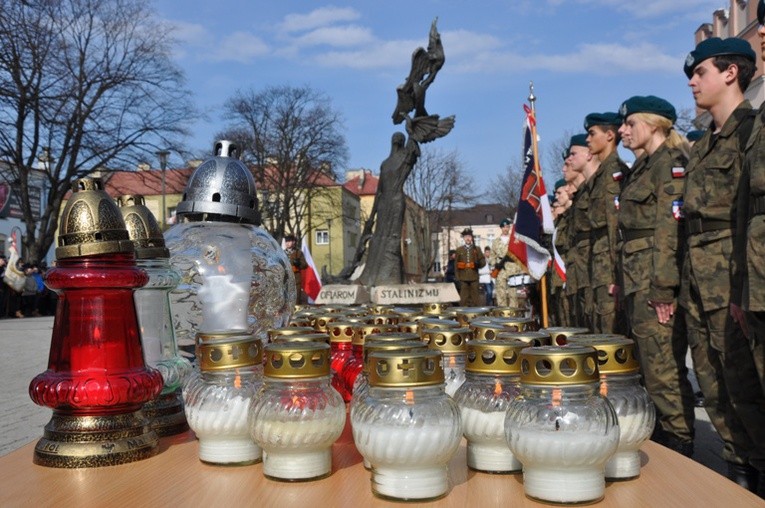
[[505, 345, 619, 504], [421, 328, 470, 397], [249, 342, 345, 481], [566, 336, 655, 480], [453, 339, 526, 473], [351, 350, 462, 501]]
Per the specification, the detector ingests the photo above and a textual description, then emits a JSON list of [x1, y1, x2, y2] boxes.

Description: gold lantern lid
[[270, 332, 331, 345], [196, 334, 263, 371], [354, 324, 399, 346], [365, 314, 400, 325], [368, 350, 444, 387], [519, 346, 599, 385], [363, 340, 427, 372], [368, 304, 394, 315], [470, 320, 509, 340], [397, 321, 420, 334], [116, 194, 169, 259], [365, 332, 420, 343], [418, 317, 461, 330], [466, 339, 528, 374], [541, 327, 590, 345], [391, 307, 420, 318], [311, 313, 340, 332], [497, 317, 538, 332], [267, 327, 316, 341], [56, 178, 134, 259], [264, 342, 331, 378], [421, 327, 470, 353], [422, 302, 450, 315], [454, 306, 492, 326], [327, 321, 359, 343], [496, 331, 553, 347], [490, 307, 528, 318], [565, 336, 639, 374]]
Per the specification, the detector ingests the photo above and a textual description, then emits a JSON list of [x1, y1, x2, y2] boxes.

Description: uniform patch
[[672, 199, 684, 221], [612, 171, 623, 182], [672, 166, 685, 178], [614, 196, 620, 211]]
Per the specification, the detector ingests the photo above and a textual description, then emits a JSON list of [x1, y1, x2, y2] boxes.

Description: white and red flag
[[301, 237, 322, 303]]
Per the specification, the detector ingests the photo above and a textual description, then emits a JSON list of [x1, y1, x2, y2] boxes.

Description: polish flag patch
[[672, 167, 685, 178], [612, 171, 623, 182], [672, 200, 684, 221], [614, 196, 620, 211]]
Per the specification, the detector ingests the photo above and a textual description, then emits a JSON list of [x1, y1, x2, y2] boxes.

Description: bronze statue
[[356, 19, 454, 287]]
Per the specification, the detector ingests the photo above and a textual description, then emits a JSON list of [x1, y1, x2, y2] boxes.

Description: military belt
[[590, 226, 607, 241], [686, 217, 731, 235], [619, 228, 653, 242], [574, 231, 590, 244], [751, 194, 765, 216]]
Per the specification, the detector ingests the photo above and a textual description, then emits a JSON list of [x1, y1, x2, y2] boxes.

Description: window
[[316, 229, 329, 245]]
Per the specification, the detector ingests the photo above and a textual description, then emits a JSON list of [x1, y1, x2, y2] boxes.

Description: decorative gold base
[[33, 410, 159, 468], [143, 390, 189, 437]]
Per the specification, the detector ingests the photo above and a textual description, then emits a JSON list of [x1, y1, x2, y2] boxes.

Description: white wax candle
[[443, 366, 466, 398], [185, 394, 260, 464], [508, 427, 619, 503], [252, 409, 345, 480], [605, 412, 652, 479], [352, 422, 461, 500], [197, 274, 249, 332], [461, 407, 521, 472]]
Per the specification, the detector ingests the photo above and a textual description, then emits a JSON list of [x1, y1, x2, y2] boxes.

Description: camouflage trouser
[[745, 311, 765, 394], [574, 287, 592, 330], [591, 285, 617, 334], [627, 290, 695, 444], [551, 287, 570, 327], [495, 272, 519, 308], [685, 282, 765, 469], [459, 280, 482, 307]]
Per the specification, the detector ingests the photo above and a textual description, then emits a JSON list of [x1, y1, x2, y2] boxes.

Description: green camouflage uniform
[[456, 244, 486, 307], [552, 210, 571, 326], [568, 187, 592, 329], [734, 102, 765, 393], [587, 152, 626, 333], [618, 142, 695, 450], [680, 101, 765, 470], [489, 236, 524, 308]]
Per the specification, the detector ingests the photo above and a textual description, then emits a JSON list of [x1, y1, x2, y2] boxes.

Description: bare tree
[[404, 147, 473, 274], [486, 160, 523, 214], [542, 130, 574, 190], [0, 0, 193, 263], [675, 106, 696, 135], [221, 85, 348, 242]]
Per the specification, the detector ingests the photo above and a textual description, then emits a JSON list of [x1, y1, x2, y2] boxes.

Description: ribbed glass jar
[[453, 340, 526, 473], [249, 343, 345, 481], [351, 350, 461, 501], [421, 327, 470, 397], [505, 346, 619, 504], [183, 334, 263, 465]]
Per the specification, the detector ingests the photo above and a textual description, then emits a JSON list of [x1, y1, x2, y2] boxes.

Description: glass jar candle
[[566, 336, 655, 480], [327, 321, 358, 402], [183, 333, 263, 465], [421, 327, 470, 397], [352, 337, 426, 400], [339, 323, 398, 396], [453, 340, 526, 473], [351, 350, 461, 501], [249, 342, 345, 481], [496, 330, 553, 347], [267, 327, 316, 342], [540, 327, 590, 346], [505, 346, 619, 504]]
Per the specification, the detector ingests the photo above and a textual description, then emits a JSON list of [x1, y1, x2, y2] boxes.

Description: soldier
[[551, 178, 571, 326], [455, 228, 486, 306], [682, 36, 765, 493], [283, 234, 308, 304], [617, 95, 696, 457], [489, 219, 524, 308], [565, 134, 597, 328], [584, 112, 627, 334]]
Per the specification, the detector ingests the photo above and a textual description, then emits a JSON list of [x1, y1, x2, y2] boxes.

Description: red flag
[[301, 239, 322, 302], [508, 105, 554, 280]]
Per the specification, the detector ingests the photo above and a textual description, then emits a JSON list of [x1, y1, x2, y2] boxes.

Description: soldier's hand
[[730, 303, 750, 338], [650, 301, 674, 325]]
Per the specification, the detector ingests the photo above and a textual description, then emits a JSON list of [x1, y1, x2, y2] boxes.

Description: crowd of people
[[0, 254, 57, 319], [544, 17, 765, 498]]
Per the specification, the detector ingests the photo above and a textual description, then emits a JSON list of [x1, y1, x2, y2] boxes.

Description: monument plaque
[[315, 285, 370, 305], [372, 283, 459, 305]]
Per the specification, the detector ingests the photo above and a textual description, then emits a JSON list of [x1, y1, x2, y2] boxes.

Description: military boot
[[727, 462, 759, 492]]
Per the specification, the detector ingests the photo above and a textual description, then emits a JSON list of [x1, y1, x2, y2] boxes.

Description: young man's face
[[565, 146, 589, 176], [555, 187, 569, 206], [463, 234, 473, 246], [500, 224, 510, 235], [586, 125, 611, 156], [688, 58, 730, 110]]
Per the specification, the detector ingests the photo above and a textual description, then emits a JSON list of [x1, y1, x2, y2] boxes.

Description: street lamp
[[156, 150, 170, 229]]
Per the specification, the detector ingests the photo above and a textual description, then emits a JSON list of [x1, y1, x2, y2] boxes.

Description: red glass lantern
[[28, 178, 163, 468]]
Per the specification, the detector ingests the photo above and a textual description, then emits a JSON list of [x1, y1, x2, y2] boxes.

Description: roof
[[102, 168, 193, 197], [343, 170, 378, 196], [431, 203, 513, 231]]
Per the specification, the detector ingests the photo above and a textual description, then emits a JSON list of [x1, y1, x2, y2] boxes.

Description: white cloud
[[560, 0, 721, 19], [279, 6, 361, 33], [208, 32, 269, 63], [293, 25, 375, 48], [313, 39, 420, 69]]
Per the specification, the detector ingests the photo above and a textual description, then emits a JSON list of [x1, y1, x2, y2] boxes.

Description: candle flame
[[234, 369, 241, 389], [94, 326, 101, 341], [494, 380, 502, 396], [552, 388, 562, 408], [405, 390, 415, 405], [448, 355, 457, 368], [600, 379, 608, 397]]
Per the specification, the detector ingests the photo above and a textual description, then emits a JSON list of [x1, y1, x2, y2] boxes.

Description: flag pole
[[527, 82, 549, 328]]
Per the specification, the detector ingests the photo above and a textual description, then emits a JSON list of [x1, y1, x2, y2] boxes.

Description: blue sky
[[153, 0, 724, 192]]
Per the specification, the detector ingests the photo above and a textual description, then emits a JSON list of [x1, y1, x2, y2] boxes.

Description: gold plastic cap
[[490, 307, 528, 318], [418, 317, 461, 330], [365, 314, 400, 325], [267, 327, 316, 341], [116, 195, 169, 259], [354, 324, 399, 346], [56, 178, 134, 259], [311, 314, 340, 332], [368, 304, 394, 315], [365, 332, 421, 343], [196, 336, 263, 371], [496, 331, 553, 347], [565, 336, 639, 374], [270, 332, 331, 345], [470, 321, 510, 341], [541, 327, 591, 345], [422, 302, 450, 315], [397, 321, 420, 334], [466, 339, 528, 374], [368, 350, 444, 387], [391, 307, 420, 318], [421, 327, 470, 353], [327, 322, 359, 343], [454, 306, 492, 326], [519, 346, 599, 385], [363, 340, 427, 371], [264, 342, 331, 378]]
